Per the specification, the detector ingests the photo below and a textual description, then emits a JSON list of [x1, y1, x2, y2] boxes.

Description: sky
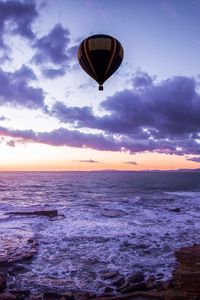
[[0, 0, 200, 171]]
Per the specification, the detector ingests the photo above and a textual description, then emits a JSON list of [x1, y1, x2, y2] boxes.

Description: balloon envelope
[[78, 34, 124, 90]]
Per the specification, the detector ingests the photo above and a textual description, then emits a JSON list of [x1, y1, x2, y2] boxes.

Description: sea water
[[0, 171, 200, 294]]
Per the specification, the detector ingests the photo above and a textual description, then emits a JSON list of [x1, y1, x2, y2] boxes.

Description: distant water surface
[[0, 171, 200, 294]]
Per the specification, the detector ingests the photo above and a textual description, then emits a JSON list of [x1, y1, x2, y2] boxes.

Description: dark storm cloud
[[0, 0, 38, 48], [32, 23, 71, 78], [50, 73, 200, 156], [0, 65, 45, 108]]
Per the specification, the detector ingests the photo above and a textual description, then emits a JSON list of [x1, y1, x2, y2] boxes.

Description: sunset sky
[[0, 0, 200, 171]]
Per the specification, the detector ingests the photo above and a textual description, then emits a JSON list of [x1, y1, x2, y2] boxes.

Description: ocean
[[0, 171, 200, 294]]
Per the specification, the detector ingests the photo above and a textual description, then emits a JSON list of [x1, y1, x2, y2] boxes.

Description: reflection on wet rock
[[0, 230, 37, 264]]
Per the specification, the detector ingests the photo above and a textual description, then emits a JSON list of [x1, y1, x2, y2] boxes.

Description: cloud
[[0, 126, 121, 151], [0, 0, 38, 48], [32, 23, 71, 78], [187, 157, 200, 163], [41, 67, 66, 79], [0, 115, 7, 121], [0, 65, 45, 109], [49, 73, 200, 156], [6, 140, 15, 147], [75, 159, 99, 163], [132, 71, 155, 89], [123, 161, 138, 165], [51, 101, 95, 124]]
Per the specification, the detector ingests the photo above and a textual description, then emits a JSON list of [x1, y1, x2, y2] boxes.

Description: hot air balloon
[[78, 34, 124, 90]]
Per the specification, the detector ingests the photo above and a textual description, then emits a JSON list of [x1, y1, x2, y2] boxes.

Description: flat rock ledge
[[1, 244, 200, 299], [5, 210, 58, 218]]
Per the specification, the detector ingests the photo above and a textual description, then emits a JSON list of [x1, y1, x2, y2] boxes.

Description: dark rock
[[173, 244, 200, 296], [30, 296, 43, 300], [10, 290, 30, 297], [145, 275, 157, 290], [128, 271, 145, 284], [73, 291, 94, 300], [60, 292, 75, 300], [112, 277, 126, 288], [104, 286, 114, 294], [0, 293, 16, 300], [8, 265, 27, 276], [43, 292, 60, 299], [101, 271, 119, 280], [6, 210, 58, 218], [120, 281, 146, 294], [0, 275, 7, 292], [159, 279, 174, 290], [168, 207, 181, 213]]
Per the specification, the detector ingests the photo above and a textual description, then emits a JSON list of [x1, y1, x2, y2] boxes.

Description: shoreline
[[1, 244, 200, 299]]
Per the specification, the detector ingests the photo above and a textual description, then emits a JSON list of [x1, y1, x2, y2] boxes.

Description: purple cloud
[[0, 0, 38, 48], [49, 73, 200, 156], [0, 122, 200, 156], [132, 71, 155, 89], [32, 23, 71, 78], [0, 126, 120, 151], [0, 65, 45, 109], [0, 115, 7, 121], [51, 101, 95, 124], [42, 67, 66, 79], [6, 140, 15, 147], [75, 159, 99, 163], [123, 161, 138, 165], [187, 157, 200, 163]]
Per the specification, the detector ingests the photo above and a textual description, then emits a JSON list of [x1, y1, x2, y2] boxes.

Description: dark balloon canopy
[[78, 34, 124, 90]]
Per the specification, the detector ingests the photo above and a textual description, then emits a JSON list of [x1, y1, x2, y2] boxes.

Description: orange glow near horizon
[[0, 142, 199, 171]]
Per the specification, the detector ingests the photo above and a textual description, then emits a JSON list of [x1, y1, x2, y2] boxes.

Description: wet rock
[[10, 290, 30, 298], [60, 292, 75, 300], [6, 210, 58, 218], [159, 279, 173, 290], [120, 281, 146, 294], [168, 207, 181, 213], [173, 244, 200, 296], [43, 291, 61, 299], [101, 271, 119, 280], [0, 229, 37, 264], [101, 209, 127, 218], [30, 295, 43, 300], [103, 286, 114, 294], [8, 265, 27, 276], [128, 271, 145, 284], [73, 291, 93, 300], [112, 277, 126, 289], [0, 275, 7, 292], [0, 293, 16, 300], [145, 275, 158, 290]]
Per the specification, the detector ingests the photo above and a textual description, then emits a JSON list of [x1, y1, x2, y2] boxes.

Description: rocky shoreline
[[1, 242, 200, 300], [1, 210, 200, 299]]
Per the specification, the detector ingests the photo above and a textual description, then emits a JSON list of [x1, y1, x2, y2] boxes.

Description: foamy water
[[0, 171, 200, 294]]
